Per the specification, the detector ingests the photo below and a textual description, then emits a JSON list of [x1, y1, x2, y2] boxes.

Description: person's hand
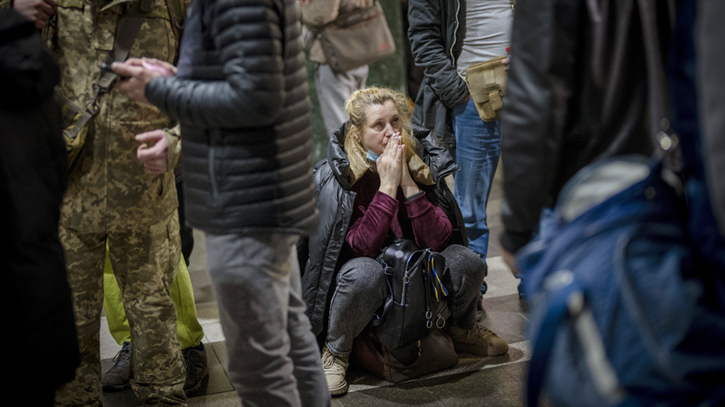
[[14, 0, 57, 29], [502, 56, 510, 71], [113, 58, 165, 105], [136, 130, 169, 174], [502, 249, 520, 277], [398, 135, 420, 198], [139, 57, 177, 76], [376, 132, 403, 198], [349, 0, 374, 7]]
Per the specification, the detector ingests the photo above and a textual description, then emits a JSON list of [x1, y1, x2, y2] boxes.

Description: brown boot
[[445, 324, 509, 356]]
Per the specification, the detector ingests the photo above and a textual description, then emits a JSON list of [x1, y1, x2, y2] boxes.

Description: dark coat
[[500, 0, 662, 253], [146, 0, 318, 235], [299, 124, 466, 336], [408, 0, 467, 151], [0, 10, 79, 399]]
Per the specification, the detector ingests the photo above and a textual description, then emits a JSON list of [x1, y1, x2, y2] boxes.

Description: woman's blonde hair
[[343, 87, 418, 177]]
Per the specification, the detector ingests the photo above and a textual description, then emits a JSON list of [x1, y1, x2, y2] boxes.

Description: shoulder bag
[[307, 2, 395, 74]]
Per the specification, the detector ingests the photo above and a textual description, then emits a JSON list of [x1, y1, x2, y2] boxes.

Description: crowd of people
[[2, 0, 724, 406]]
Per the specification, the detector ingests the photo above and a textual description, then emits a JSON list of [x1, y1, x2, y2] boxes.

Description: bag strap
[[95, 0, 151, 97], [526, 278, 637, 407], [164, 0, 185, 61]]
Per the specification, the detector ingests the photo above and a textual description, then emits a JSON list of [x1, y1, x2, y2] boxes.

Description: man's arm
[[145, 0, 287, 129], [407, 0, 467, 108]]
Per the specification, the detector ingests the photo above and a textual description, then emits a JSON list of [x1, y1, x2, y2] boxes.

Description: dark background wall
[[305, 0, 408, 164]]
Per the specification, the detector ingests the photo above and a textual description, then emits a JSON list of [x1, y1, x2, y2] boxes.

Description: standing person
[[300, 0, 373, 135], [6, 0, 191, 405], [113, 0, 331, 404], [498, 0, 659, 268], [1, 9, 79, 405], [408, 0, 513, 278]]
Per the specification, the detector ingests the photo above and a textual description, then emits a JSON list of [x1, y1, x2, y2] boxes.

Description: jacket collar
[[326, 122, 460, 190]]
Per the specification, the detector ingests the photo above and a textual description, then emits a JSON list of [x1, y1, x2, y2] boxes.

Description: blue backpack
[[519, 157, 725, 407]]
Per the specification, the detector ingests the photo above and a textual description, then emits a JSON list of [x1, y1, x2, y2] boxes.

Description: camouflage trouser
[[54, 211, 187, 407]]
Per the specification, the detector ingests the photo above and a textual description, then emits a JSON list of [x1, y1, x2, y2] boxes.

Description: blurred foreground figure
[[502, 0, 725, 406], [113, 0, 331, 404], [0, 10, 79, 406]]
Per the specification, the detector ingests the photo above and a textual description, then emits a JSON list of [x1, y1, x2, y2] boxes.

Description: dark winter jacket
[[408, 0, 467, 151], [1, 10, 80, 396], [500, 0, 664, 253], [146, 0, 318, 235], [299, 124, 465, 336]]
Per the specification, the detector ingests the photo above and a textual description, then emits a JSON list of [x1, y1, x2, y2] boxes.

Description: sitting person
[[300, 87, 508, 396]]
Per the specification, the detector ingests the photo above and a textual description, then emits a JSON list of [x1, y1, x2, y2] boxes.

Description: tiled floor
[[98, 165, 533, 407]]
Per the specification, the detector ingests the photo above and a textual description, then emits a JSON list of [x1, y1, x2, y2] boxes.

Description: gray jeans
[[326, 244, 484, 357], [206, 233, 330, 407]]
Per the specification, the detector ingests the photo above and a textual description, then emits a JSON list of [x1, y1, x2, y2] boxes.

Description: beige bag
[[465, 55, 507, 122], [313, 2, 396, 73]]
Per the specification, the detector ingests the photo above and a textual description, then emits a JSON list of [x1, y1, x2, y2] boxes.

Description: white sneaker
[[321, 346, 349, 396]]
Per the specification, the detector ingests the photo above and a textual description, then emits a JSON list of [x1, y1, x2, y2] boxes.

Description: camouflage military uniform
[[38, 0, 187, 405]]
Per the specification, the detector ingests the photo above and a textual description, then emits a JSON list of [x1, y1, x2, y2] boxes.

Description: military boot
[[183, 342, 209, 395], [445, 324, 509, 356], [102, 341, 131, 392]]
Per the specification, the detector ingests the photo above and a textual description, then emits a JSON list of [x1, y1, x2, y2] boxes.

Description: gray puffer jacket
[[146, 0, 318, 235]]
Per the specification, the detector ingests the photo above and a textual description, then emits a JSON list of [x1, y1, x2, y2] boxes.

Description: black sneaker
[[102, 341, 131, 392], [183, 343, 209, 395]]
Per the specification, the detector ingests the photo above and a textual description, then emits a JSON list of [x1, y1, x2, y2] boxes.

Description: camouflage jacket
[[42, 0, 186, 233]]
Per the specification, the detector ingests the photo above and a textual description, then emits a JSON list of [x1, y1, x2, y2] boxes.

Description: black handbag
[[372, 239, 450, 349]]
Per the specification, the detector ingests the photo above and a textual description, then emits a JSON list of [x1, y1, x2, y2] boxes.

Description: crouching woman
[[300, 87, 509, 396]]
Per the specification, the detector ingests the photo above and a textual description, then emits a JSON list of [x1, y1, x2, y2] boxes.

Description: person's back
[[117, 0, 330, 404], [500, 0, 660, 255], [0, 10, 79, 404]]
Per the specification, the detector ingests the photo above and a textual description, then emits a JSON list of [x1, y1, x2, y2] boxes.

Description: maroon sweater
[[346, 170, 452, 258]]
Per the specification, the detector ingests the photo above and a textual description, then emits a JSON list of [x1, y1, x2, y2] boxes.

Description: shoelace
[[112, 343, 131, 366], [322, 351, 345, 373]]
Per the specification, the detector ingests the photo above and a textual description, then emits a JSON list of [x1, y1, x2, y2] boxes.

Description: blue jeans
[[452, 99, 502, 264], [205, 233, 330, 407]]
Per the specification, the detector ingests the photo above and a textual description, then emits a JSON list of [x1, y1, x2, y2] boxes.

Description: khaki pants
[[55, 212, 187, 406]]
